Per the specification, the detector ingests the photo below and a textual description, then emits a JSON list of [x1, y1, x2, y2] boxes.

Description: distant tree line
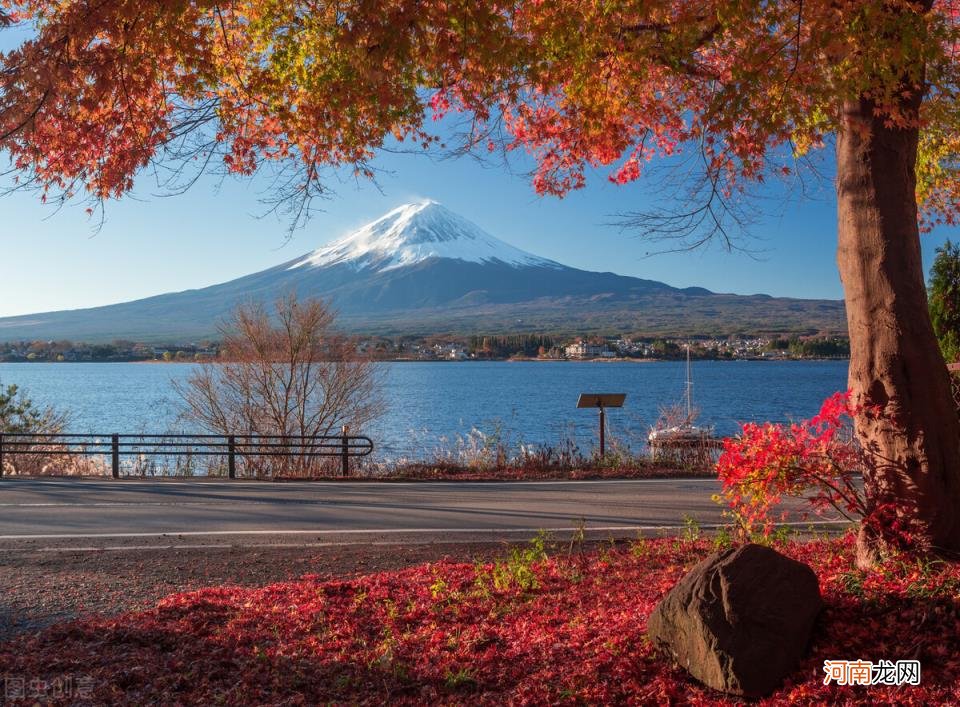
[[0, 339, 218, 362], [763, 337, 850, 358], [468, 335, 558, 358]]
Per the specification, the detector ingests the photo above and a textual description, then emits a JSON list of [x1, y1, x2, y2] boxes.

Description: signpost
[[576, 393, 626, 458]]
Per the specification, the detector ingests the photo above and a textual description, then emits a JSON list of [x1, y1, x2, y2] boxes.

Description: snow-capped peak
[[289, 200, 561, 272]]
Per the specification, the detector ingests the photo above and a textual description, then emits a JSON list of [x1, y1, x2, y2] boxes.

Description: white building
[[565, 341, 610, 359]]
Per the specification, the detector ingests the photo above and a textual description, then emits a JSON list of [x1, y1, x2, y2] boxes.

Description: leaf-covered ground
[[0, 540, 523, 641], [1, 534, 957, 704]]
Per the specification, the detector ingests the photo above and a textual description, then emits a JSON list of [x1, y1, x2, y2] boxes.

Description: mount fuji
[[290, 200, 561, 272], [0, 201, 845, 342]]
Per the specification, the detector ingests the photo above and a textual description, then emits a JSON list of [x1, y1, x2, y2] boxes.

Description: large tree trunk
[[836, 95, 960, 566]]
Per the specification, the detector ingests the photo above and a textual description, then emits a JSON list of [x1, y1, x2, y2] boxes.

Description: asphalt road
[[0, 478, 845, 548]]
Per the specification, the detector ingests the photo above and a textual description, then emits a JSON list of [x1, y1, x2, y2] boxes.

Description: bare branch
[[175, 294, 384, 479]]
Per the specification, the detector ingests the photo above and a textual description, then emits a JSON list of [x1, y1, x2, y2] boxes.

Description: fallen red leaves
[[2, 534, 957, 705]]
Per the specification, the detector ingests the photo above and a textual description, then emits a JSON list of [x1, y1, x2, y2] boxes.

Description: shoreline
[[0, 356, 851, 365]]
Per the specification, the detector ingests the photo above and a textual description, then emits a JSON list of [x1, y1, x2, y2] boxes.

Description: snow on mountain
[[289, 200, 562, 273]]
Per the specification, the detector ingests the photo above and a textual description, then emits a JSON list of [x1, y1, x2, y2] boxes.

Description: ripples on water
[[0, 360, 847, 461]]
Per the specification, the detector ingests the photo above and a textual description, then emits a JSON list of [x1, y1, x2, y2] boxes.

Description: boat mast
[[685, 344, 692, 421]]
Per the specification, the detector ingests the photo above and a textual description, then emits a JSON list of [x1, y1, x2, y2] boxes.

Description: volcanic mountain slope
[[0, 201, 846, 341]]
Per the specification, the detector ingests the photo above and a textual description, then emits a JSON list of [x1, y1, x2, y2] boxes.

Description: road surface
[[0, 477, 843, 549]]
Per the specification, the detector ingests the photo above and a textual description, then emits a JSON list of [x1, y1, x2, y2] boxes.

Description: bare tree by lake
[[176, 294, 383, 478]]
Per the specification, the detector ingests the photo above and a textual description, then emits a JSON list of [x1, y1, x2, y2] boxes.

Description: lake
[[0, 360, 847, 461]]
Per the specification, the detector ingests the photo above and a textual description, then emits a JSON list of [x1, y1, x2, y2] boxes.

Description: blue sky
[[0, 118, 956, 319]]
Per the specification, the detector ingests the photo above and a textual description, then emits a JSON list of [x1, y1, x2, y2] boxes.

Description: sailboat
[[648, 345, 715, 446]]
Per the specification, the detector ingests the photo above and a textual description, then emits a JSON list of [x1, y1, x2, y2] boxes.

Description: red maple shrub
[[716, 391, 925, 554], [716, 391, 867, 537], [0, 534, 957, 704]]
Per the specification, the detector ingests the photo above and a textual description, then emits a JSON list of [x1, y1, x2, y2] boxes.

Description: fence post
[[0, 432, 4, 478], [599, 406, 606, 458], [111, 434, 120, 479], [341, 425, 349, 477], [228, 435, 236, 479]]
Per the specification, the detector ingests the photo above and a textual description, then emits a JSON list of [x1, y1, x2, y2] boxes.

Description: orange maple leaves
[[0, 0, 958, 220]]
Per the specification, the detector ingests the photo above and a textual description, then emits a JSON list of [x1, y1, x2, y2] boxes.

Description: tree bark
[[836, 95, 960, 566]]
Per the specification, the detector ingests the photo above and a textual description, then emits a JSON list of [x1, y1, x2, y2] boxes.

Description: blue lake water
[[0, 361, 847, 460]]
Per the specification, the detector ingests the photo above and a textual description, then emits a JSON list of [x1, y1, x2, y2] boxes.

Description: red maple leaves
[[716, 391, 932, 555], [4, 0, 958, 224], [717, 391, 870, 538], [0, 534, 957, 704]]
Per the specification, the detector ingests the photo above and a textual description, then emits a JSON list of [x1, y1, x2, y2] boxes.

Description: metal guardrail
[[0, 433, 374, 479]]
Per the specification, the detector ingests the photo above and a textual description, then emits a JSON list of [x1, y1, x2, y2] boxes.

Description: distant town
[[0, 334, 849, 363]]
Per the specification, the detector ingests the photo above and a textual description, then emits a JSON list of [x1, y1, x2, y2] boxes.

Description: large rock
[[646, 543, 822, 697]]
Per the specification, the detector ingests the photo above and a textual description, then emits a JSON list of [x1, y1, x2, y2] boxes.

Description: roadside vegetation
[[0, 382, 77, 476], [0, 412, 718, 480], [370, 421, 717, 481], [0, 382, 65, 436], [0, 431, 717, 480]]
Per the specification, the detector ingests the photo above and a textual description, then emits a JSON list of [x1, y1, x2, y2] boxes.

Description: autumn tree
[[3, 1, 960, 562]]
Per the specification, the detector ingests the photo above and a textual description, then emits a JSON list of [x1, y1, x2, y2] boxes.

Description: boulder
[[646, 543, 822, 697]]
